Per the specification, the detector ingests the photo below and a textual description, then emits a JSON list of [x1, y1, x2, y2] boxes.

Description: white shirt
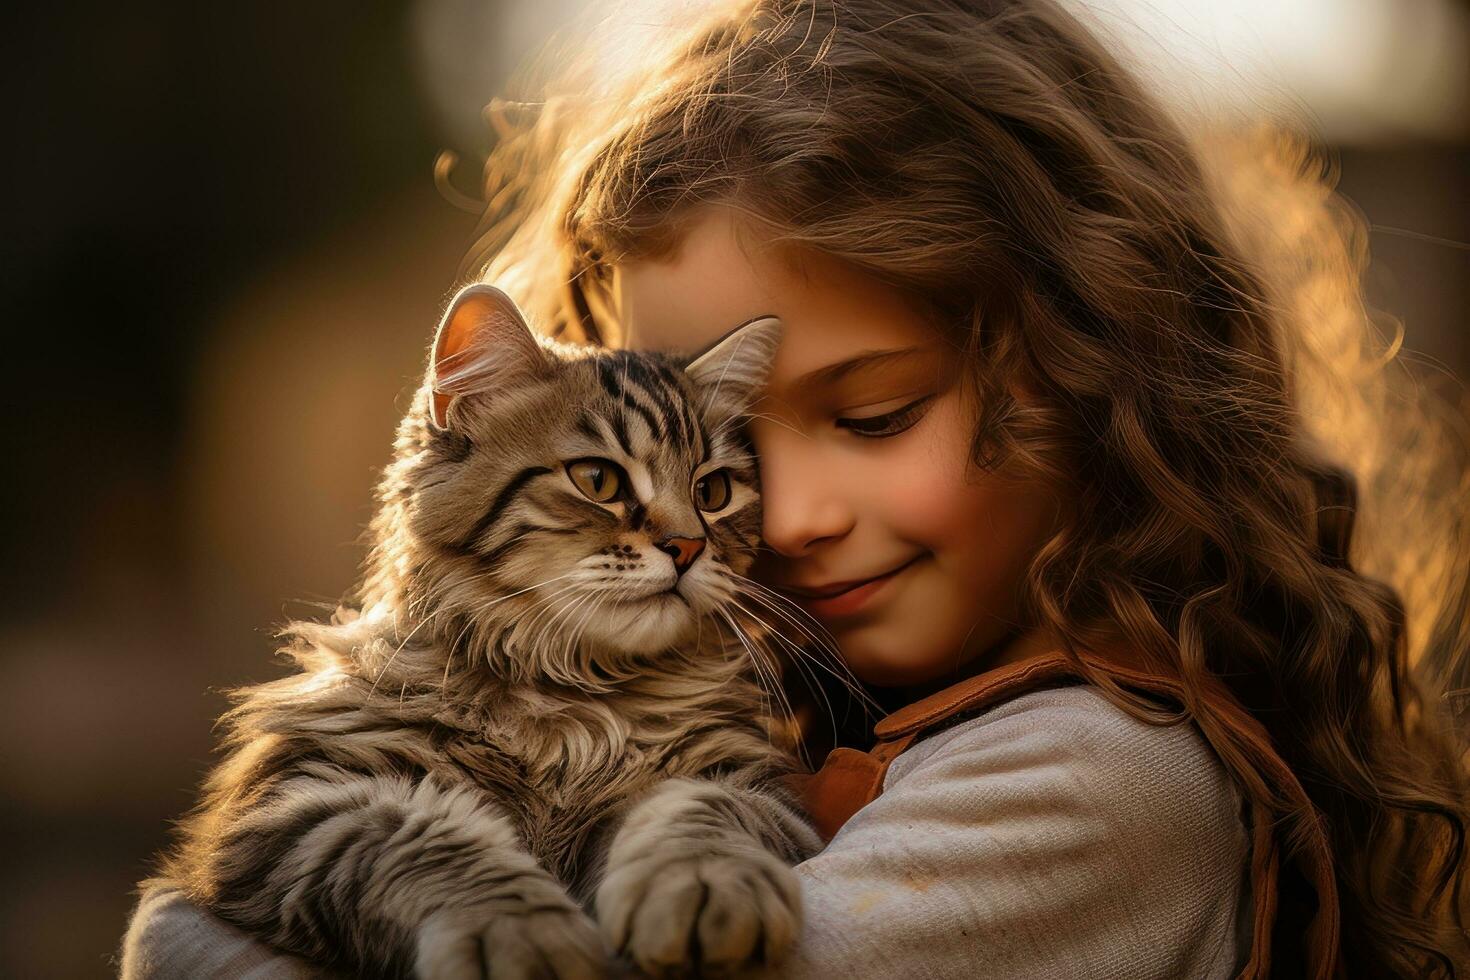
[[754, 685, 1251, 978]]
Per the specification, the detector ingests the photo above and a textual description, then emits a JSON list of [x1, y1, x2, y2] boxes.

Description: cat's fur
[[147, 284, 821, 979]]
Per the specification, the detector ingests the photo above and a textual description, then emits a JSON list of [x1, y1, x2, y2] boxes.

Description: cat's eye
[[694, 470, 732, 512], [567, 458, 625, 503], [835, 395, 933, 439]]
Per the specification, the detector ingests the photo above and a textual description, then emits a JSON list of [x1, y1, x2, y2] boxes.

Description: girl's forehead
[[613, 206, 780, 354], [613, 206, 940, 390]]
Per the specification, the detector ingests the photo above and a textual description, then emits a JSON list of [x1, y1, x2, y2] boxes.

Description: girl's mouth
[[784, 556, 922, 620]]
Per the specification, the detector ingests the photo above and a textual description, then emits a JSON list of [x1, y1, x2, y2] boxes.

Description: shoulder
[[888, 683, 1242, 821], [877, 683, 1249, 894], [783, 684, 1250, 978]]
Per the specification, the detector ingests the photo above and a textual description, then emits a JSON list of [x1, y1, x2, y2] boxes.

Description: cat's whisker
[[738, 592, 860, 695], [439, 618, 474, 687], [447, 605, 494, 678], [540, 581, 627, 681], [505, 578, 585, 617], [703, 406, 764, 448], [440, 637, 456, 690], [729, 595, 883, 736], [740, 625, 823, 764], [704, 409, 766, 448], [717, 609, 797, 728], [460, 579, 587, 682], [731, 600, 834, 706], [729, 575, 841, 651], [716, 408, 807, 441], [444, 572, 587, 672], [559, 596, 598, 679], [516, 582, 589, 641], [730, 603, 841, 757], [473, 571, 584, 613], [728, 579, 879, 712], [717, 609, 813, 770], [367, 612, 438, 701], [549, 589, 603, 682], [735, 585, 840, 662], [566, 590, 619, 685], [713, 611, 780, 740], [731, 577, 874, 699], [710, 607, 766, 692]]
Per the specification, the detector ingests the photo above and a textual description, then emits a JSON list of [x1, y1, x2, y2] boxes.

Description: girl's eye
[[835, 396, 933, 439], [694, 470, 732, 512], [567, 458, 625, 503]]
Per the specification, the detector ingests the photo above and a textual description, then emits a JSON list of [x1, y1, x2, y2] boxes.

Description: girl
[[123, 0, 1470, 976]]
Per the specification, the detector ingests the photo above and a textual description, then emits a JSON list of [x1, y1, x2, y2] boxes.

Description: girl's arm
[[762, 684, 1251, 979], [122, 684, 1246, 979], [120, 883, 335, 980]]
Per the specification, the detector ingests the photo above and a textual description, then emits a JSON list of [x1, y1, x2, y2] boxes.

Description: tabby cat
[[147, 283, 821, 979]]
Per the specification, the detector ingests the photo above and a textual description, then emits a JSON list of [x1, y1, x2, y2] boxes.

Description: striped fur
[[147, 296, 818, 979]]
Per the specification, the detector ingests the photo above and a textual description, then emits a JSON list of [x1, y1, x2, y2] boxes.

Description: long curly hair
[[452, 0, 1470, 972]]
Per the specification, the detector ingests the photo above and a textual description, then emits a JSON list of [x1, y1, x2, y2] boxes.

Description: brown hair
[[459, 0, 1470, 972]]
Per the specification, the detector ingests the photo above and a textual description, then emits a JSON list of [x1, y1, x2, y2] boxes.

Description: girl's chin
[[829, 620, 957, 689], [842, 657, 935, 689]]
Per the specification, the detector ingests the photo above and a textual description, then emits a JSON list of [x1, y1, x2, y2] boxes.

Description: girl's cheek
[[879, 455, 959, 536], [875, 395, 987, 542]]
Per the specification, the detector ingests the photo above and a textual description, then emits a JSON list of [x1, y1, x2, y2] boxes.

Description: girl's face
[[614, 207, 1060, 689]]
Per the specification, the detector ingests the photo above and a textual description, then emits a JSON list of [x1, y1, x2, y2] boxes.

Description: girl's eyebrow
[[792, 346, 927, 387]]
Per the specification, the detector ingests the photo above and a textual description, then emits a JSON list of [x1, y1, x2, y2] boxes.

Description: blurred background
[[2, 0, 1466, 975]]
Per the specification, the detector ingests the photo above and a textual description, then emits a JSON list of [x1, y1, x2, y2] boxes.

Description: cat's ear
[[684, 315, 782, 411], [429, 283, 549, 428]]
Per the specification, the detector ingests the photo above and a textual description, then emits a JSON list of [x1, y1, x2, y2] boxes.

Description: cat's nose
[[657, 536, 706, 575]]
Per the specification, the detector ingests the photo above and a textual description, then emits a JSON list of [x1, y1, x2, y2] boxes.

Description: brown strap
[[873, 654, 1088, 740], [784, 734, 916, 843], [794, 649, 1342, 980]]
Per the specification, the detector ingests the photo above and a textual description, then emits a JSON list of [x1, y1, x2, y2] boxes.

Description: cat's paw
[[596, 845, 802, 978], [414, 904, 609, 980]]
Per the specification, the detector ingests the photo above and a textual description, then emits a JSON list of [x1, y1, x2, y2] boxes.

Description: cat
[[145, 283, 822, 979]]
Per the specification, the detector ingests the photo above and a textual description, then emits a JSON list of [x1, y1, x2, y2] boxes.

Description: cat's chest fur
[[429, 671, 776, 883]]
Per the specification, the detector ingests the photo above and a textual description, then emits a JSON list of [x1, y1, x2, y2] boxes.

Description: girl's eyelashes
[[834, 395, 933, 439]]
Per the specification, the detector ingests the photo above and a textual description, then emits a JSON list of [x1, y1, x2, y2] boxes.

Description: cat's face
[[387, 285, 777, 669]]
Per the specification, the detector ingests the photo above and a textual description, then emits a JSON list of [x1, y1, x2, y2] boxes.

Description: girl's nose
[[757, 435, 855, 558]]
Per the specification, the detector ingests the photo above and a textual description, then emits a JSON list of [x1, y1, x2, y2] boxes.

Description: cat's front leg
[[199, 773, 606, 980], [594, 775, 821, 978], [415, 899, 604, 980]]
